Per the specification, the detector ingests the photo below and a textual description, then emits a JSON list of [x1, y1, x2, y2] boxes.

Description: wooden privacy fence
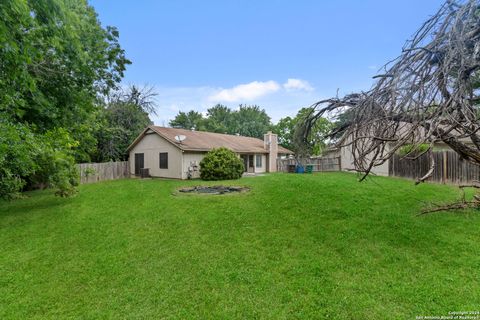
[[77, 161, 130, 184], [277, 157, 341, 172], [389, 150, 480, 184]]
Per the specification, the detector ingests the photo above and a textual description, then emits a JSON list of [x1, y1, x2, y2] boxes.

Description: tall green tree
[[231, 105, 271, 138], [297, 108, 332, 155], [169, 111, 206, 131], [170, 105, 271, 138], [0, 0, 130, 160], [330, 108, 355, 140], [204, 104, 232, 133], [95, 86, 155, 161], [0, 0, 130, 198], [272, 116, 296, 151], [1, 0, 130, 119], [272, 107, 332, 155]]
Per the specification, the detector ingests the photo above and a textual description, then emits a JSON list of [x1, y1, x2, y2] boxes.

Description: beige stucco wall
[[129, 133, 183, 179], [340, 144, 389, 176], [182, 152, 205, 179], [322, 149, 341, 159]]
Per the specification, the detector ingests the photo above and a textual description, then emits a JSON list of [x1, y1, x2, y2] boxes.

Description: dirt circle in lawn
[[178, 185, 250, 195]]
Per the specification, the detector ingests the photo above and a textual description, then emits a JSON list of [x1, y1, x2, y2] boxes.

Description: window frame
[[248, 154, 254, 168], [255, 154, 262, 168], [159, 152, 168, 169]]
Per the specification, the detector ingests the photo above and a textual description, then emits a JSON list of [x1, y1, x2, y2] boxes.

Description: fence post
[[391, 154, 395, 176], [442, 150, 447, 184]]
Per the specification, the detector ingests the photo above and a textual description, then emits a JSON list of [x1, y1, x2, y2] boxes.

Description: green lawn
[[1, 173, 479, 319]]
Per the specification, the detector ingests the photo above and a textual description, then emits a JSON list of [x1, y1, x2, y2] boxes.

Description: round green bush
[[200, 147, 244, 180]]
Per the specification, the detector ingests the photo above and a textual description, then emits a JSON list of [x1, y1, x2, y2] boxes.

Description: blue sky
[[89, 0, 444, 125]]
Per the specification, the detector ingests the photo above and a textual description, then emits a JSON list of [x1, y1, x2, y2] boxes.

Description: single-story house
[[126, 126, 293, 179]]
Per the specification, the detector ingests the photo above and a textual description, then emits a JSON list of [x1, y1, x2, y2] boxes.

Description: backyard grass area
[[1, 172, 479, 319]]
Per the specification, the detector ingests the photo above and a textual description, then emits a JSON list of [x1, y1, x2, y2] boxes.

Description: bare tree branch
[[296, 0, 480, 213], [298, 0, 480, 172]]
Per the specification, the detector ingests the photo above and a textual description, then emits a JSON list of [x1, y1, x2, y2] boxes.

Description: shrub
[[32, 147, 79, 198], [398, 143, 430, 157], [0, 122, 79, 200], [84, 167, 96, 177], [31, 128, 80, 197], [200, 147, 244, 181]]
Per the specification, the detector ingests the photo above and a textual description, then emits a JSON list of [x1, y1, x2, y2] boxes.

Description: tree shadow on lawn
[[0, 190, 70, 220]]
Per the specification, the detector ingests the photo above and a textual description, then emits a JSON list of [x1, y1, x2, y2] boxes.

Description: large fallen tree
[[296, 0, 480, 213]]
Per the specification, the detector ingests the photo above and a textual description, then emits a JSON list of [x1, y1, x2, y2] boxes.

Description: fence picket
[[277, 157, 341, 172], [389, 151, 480, 184], [77, 161, 129, 184], [277, 151, 479, 185]]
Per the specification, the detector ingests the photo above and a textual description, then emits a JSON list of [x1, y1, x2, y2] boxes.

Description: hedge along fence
[[277, 157, 341, 172], [77, 161, 130, 184], [389, 150, 480, 184]]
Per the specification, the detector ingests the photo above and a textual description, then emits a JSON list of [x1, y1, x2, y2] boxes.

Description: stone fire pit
[[178, 186, 249, 195]]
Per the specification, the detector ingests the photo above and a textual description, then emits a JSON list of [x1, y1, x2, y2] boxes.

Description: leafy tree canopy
[[1, 0, 130, 125], [272, 108, 332, 155], [0, 0, 131, 198], [169, 111, 206, 131], [232, 105, 271, 139], [170, 104, 270, 139], [204, 104, 232, 133], [95, 85, 155, 162]]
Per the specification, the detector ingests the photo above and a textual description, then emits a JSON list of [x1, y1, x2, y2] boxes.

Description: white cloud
[[208, 80, 280, 102], [143, 78, 324, 126], [283, 78, 314, 91]]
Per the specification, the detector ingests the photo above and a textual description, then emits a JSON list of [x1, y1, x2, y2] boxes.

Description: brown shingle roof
[[128, 126, 293, 154]]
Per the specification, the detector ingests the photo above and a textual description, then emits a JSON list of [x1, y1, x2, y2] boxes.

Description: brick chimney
[[264, 131, 278, 172]]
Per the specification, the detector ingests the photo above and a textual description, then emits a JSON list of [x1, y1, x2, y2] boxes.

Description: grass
[[1, 172, 479, 319]]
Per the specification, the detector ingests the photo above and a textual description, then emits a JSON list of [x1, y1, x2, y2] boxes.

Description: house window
[[159, 152, 168, 169], [256, 155, 262, 168], [134, 153, 144, 175]]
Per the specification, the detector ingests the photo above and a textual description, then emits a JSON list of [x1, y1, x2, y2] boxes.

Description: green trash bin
[[305, 165, 313, 174]]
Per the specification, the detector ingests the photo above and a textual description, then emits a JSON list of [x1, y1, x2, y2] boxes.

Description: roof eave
[[126, 125, 186, 152]]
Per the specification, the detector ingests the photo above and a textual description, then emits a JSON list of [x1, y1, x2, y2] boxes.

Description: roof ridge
[[153, 126, 265, 141]]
